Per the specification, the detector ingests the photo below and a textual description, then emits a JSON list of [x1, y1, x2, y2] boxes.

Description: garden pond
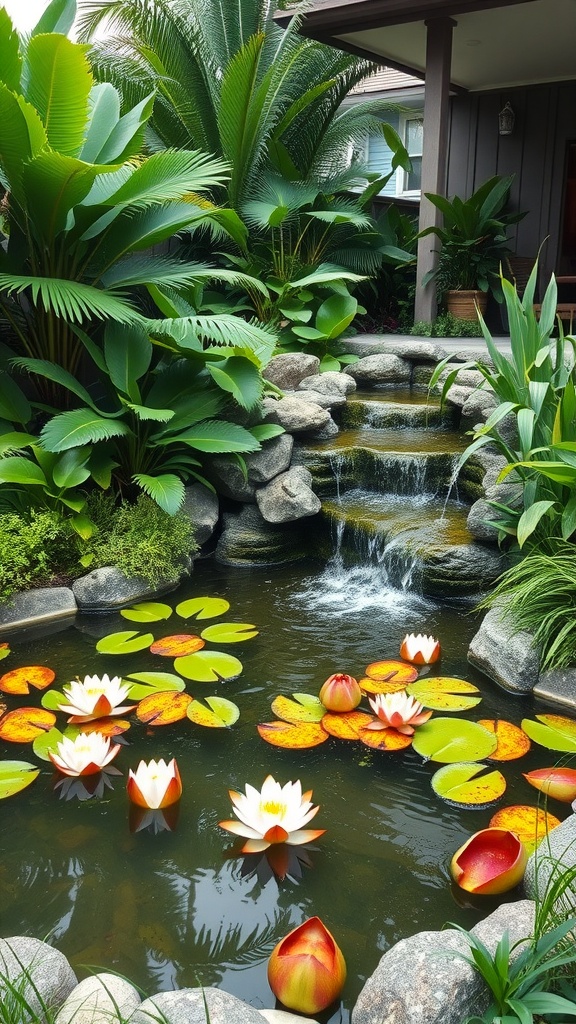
[[0, 553, 569, 1021]]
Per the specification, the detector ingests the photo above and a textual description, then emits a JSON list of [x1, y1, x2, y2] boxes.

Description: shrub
[[410, 313, 483, 338], [0, 511, 77, 600]]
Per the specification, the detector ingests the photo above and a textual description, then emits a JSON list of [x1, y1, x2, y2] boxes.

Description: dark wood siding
[[446, 81, 576, 288]]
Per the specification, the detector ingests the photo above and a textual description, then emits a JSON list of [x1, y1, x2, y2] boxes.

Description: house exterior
[[276, 0, 576, 320]]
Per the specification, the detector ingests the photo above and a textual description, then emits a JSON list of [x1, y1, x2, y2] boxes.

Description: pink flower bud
[[319, 673, 361, 712], [268, 917, 346, 1013]]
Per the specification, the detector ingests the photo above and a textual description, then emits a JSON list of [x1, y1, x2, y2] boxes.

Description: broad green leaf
[[0, 643, 10, 661], [176, 597, 230, 620], [271, 694, 325, 724], [52, 447, 92, 489], [431, 762, 506, 808], [96, 630, 154, 655], [199, 622, 258, 643], [0, 433, 36, 456], [0, 9, 21, 92], [521, 715, 576, 752], [315, 293, 358, 340], [0, 456, 46, 487], [516, 500, 556, 548], [170, 419, 261, 454], [41, 689, 65, 711], [0, 369, 32, 423], [22, 154, 97, 241], [120, 602, 173, 623], [104, 324, 152, 401], [174, 650, 243, 683], [187, 696, 240, 728], [32, 726, 64, 761], [23, 34, 91, 158], [407, 677, 481, 712], [412, 717, 497, 763], [126, 672, 186, 700], [0, 760, 40, 799], [32, 0, 76, 36], [40, 409, 131, 453], [0, 87, 47, 206], [132, 473, 185, 515]]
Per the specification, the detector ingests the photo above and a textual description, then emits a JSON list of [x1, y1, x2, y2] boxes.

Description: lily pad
[[0, 707, 56, 743], [150, 634, 205, 657], [358, 676, 408, 695], [523, 766, 576, 802], [0, 760, 40, 799], [199, 622, 258, 644], [0, 643, 11, 662], [407, 677, 481, 712], [364, 660, 418, 683], [322, 710, 374, 740], [120, 602, 173, 623], [41, 689, 66, 711], [136, 691, 192, 726], [174, 650, 243, 683], [478, 720, 532, 761], [431, 762, 506, 808], [126, 672, 186, 700], [187, 696, 240, 728], [96, 630, 154, 655], [76, 717, 131, 737], [32, 726, 65, 761], [176, 596, 230, 620], [411, 717, 497, 763], [489, 805, 561, 853], [0, 665, 56, 695], [270, 694, 325, 724], [358, 726, 412, 752], [257, 720, 330, 749], [521, 714, 576, 752]]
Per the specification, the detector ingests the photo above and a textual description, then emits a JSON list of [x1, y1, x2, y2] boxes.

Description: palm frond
[[0, 275, 138, 324]]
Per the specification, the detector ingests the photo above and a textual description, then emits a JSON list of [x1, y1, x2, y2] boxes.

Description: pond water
[[0, 554, 565, 1019]]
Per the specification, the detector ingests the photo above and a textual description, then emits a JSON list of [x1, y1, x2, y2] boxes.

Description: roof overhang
[[276, 0, 576, 92]]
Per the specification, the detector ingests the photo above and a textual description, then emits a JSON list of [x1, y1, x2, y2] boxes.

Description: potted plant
[[419, 175, 525, 319]]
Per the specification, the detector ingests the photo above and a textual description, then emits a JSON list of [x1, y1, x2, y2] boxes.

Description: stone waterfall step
[[339, 396, 458, 430]]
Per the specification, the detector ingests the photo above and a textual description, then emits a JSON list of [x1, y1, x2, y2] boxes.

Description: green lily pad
[[412, 717, 497, 763], [0, 643, 10, 662], [521, 715, 576, 752], [96, 630, 155, 655], [271, 694, 325, 724], [120, 602, 173, 623], [174, 650, 243, 683], [0, 760, 40, 799], [407, 677, 481, 712], [431, 761, 506, 808], [187, 696, 240, 728], [41, 689, 66, 711], [32, 726, 65, 761], [199, 622, 258, 643], [176, 596, 230, 620], [126, 671, 186, 700]]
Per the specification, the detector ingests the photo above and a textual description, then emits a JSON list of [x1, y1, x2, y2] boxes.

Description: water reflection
[[54, 770, 119, 802], [130, 804, 180, 834], [227, 842, 317, 883]]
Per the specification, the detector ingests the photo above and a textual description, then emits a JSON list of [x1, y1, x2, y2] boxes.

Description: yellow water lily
[[219, 774, 325, 853], [59, 674, 135, 722]]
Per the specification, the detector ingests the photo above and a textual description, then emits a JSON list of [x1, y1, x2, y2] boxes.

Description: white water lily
[[400, 632, 441, 665], [59, 674, 134, 722], [367, 691, 432, 735], [49, 732, 121, 777], [219, 774, 325, 853], [127, 758, 182, 809]]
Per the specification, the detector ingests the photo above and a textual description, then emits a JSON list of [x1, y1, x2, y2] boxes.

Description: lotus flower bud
[[450, 828, 527, 894], [399, 633, 441, 665], [268, 916, 346, 1013], [319, 673, 361, 712], [524, 767, 576, 803]]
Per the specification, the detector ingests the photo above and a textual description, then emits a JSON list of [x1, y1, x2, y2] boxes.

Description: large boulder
[[263, 353, 320, 390], [131, 988, 267, 1024], [284, 388, 346, 409], [247, 434, 294, 483], [55, 973, 141, 1024], [466, 499, 500, 543], [72, 565, 187, 611], [297, 371, 356, 397], [534, 666, 576, 706], [215, 505, 310, 565], [338, 335, 447, 362], [468, 604, 540, 692], [419, 543, 504, 597], [346, 353, 411, 385], [181, 483, 219, 545], [461, 388, 498, 425], [0, 937, 77, 1021], [0, 587, 76, 634], [262, 396, 330, 434], [256, 466, 321, 523], [524, 815, 576, 902]]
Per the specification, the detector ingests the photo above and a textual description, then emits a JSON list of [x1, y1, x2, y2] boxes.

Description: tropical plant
[[419, 175, 525, 302]]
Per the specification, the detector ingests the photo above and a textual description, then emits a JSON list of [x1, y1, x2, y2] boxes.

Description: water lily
[[451, 827, 527, 894], [127, 758, 182, 809], [268, 916, 346, 1013], [59, 674, 135, 723], [319, 672, 362, 712], [366, 692, 432, 735], [524, 767, 576, 803], [219, 774, 325, 853], [49, 732, 121, 777], [400, 632, 441, 665]]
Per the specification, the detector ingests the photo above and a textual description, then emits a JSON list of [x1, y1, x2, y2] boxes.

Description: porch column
[[414, 17, 455, 322]]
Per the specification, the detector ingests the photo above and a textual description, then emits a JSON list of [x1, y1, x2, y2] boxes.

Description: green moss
[[0, 510, 77, 600]]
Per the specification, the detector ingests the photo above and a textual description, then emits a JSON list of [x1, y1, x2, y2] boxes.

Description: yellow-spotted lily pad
[[489, 805, 562, 853], [257, 720, 330, 749], [136, 691, 192, 725], [174, 650, 243, 683], [412, 717, 497, 763], [176, 596, 230, 620], [0, 760, 40, 799], [479, 720, 531, 761], [120, 602, 173, 623], [431, 762, 506, 808], [0, 707, 56, 743], [322, 710, 374, 739], [126, 672, 186, 700], [271, 694, 325, 724], [199, 622, 258, 643], [187, 696, 240, 728], [521, 714, 576, 752], [407, 677, 481, 712], [96, 630, 154, 655]]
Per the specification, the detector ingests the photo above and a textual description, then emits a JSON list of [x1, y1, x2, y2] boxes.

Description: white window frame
[[396, 112, 424, 198]]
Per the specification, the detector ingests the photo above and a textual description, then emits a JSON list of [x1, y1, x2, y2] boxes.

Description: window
[[397, 114, 423, 197]]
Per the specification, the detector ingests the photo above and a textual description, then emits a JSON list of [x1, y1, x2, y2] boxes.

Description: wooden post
[[414, 17, 455, 322]]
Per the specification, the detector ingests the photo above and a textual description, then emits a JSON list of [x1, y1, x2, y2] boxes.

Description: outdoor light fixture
[[498, 102, 515, 136]]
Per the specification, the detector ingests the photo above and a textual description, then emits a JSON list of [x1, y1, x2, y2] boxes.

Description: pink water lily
[[219, 774, 325, 853], [49, 732, 121, 777], [400, 632, 441, 665], [59, 674, 135, 722], [366, 691, 432, 735]]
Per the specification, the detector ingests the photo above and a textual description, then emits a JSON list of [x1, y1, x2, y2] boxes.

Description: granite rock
[[346, 353, 411, 385], [0, 587, 76, 634], [262, 396, 330, 433], [466, 499, 501, 543], [468, 604, 540, 692], [131, 988, 267, 1024], [0, 937, 77, 1019], [55, 973, 141, 1024], [297, 371, 356, 396], [181, 483, 219, 545], [338, 335, 447, 362], [524, 815, 576, 901], [256, 466, 321, 523], [263, 353, 320, 390], [215, 505, 310, 565], [72, 566, 187, 611], [284, 388, 346, 409]]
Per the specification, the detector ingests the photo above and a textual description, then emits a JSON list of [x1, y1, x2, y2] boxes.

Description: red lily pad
[[0, 707, 56, 743], [321, 710, 374, 739], [257, 720, 330, 749], [270, 694, 325, 724], [432, 762, 506, 808], [364, 660, 418, 683], [150, 634, 205, 657], [478, 720, 532, 761], [136, 691, 192, 725], [358, 726, 412, 752], [0, 665, 56, 695], [489, 805, 561, 853]]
